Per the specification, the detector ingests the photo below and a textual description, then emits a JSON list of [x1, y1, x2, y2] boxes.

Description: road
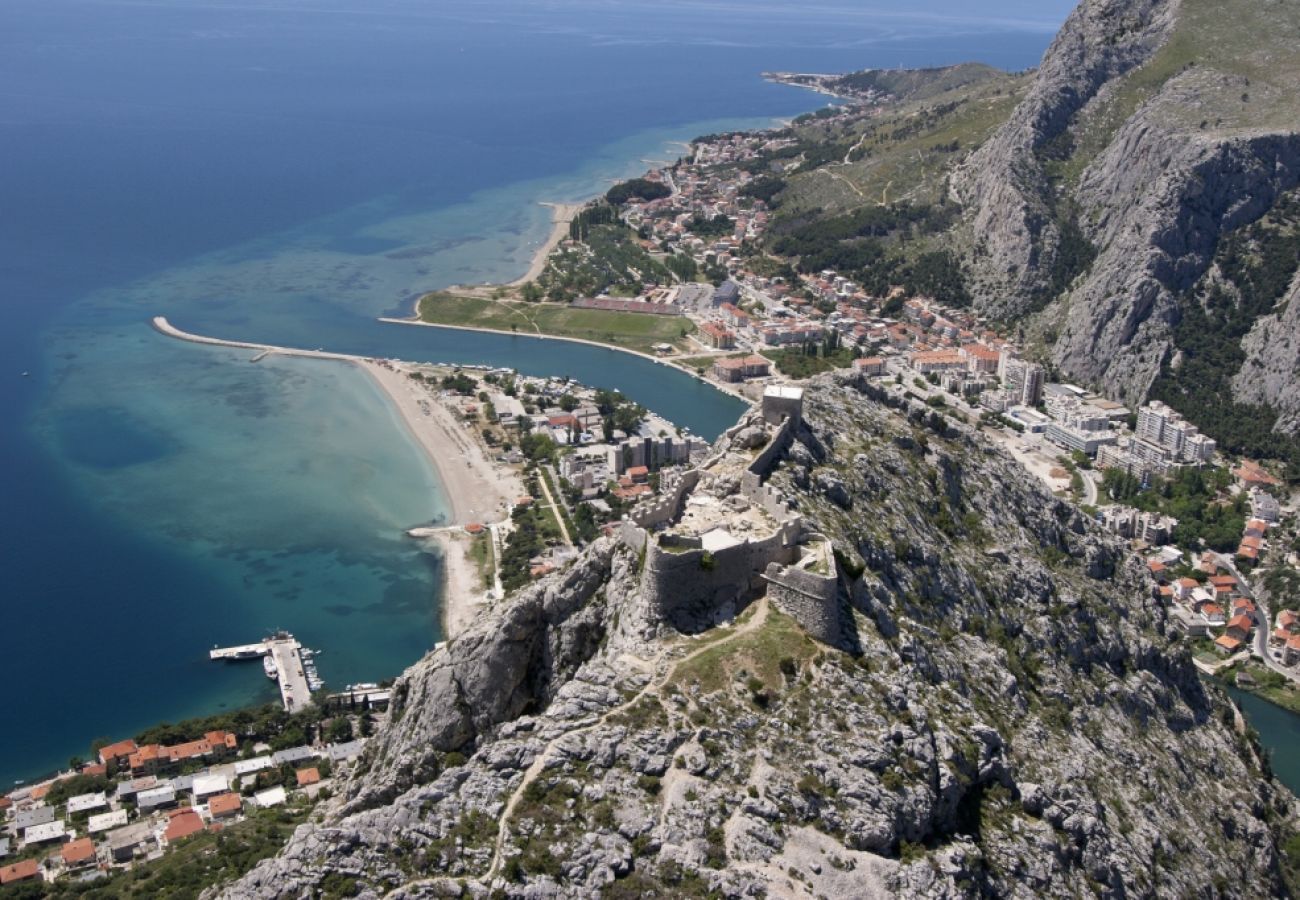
[[1212, 551, 1300, 685], [266, 637, 313, 712], [536, 467, 573, 548]]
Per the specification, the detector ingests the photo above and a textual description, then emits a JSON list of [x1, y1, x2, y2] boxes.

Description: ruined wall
[[747, 414, 798, 481], [630, 469, 702, 529], [640, 529, 799, 632], [764, 560, 844, 650]]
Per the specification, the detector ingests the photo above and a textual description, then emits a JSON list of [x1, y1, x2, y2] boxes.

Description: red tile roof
[[1214, 634, 1243, 651], [61, 837, 96, 865], [0, 859, 40, 885], [208, 793, 242, 817], [163, 811, 205, 844], [295, 768, 321, 787], [97, 739, 138, 764]]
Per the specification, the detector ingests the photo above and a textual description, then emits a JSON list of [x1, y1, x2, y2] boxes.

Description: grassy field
[[1219, 661, 1300, 716], [418, 292, 695, 355], [670, 606, 823, 695]]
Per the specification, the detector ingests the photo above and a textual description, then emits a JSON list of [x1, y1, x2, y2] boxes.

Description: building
[[713, 354, 770, 383], [66, 792, 108, 816], [699, 321, 735, 350], [254, 786, 287, 808], [1214, 634, 1243, 655], [97, 739, 138, 767], [1002, 358, 1045, 406], [0, 860, 40, 886], [136, 785, 176, 812], [295, 768, 321, 788], [853, 357, 884, 376], [88, 810, 129, 835], [208, 793, 243, 820], [908, 350, 965, 375], [960, 343, 1001, 374], [162, 811, 205, 847], [1252, 491, 1281, 524], [61, 837, 97, 869], [106, 822, 156, 863], [1044, 421, 1117, 456], [1135, 401, 1216, 463], [1101, 507, 1178, 545], [192, 773, 230, 800], [14, 806, 55, 832], [23, 821, 67, 847]]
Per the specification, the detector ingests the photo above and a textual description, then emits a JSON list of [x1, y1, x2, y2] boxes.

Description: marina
[[209, 632, 321, 712]]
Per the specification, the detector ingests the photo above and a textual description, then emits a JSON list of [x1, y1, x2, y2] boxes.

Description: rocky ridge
[[220, 375, 1291, 899], [955, 0, 1300, 413]]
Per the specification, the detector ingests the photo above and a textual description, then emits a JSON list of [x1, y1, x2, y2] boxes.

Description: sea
[[0, 0, 1084, 786]]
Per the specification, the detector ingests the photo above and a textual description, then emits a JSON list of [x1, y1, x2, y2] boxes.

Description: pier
[[209, 633, 317, 712], [208, 643, 269, 661]]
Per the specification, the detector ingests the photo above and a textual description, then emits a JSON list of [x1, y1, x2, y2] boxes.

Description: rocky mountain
[[221, 375, 1292, 898], [955, 0, 1300, 427]]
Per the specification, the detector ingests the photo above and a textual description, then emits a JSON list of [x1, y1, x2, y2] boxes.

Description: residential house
[[853, 357, 884, 376], [23, 821, 67, 847], [87, 810, 129, 835], [0, 860, 40, 886], [295, 768, 321, 788], [135, 785, 176, 812], [713, 354, 770, 383], [192, 774, 229, 801], [1225, 615, 1254, 643], [1286, 635, 1300, 667], [161, 811, 205, 848], [208, 793, 242, 821], [13, 806, 55, 832], [60, 837, 97, 870], [253, 787, 287, 809], [65, 792, 108, 816], [699, 322, 735, 350], [127, 744, 163, 775], [97, 739, 138, 768], [1200, 604, 1226, 626], [1214, 634, 1243, 655], [106, 822, 156, 864]]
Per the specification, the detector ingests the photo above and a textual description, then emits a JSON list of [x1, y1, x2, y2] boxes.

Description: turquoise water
[[0, 0, 1068, 784], [1227, 688, 1300, 795]]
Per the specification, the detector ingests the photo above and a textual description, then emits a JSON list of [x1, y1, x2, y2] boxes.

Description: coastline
[[509, 202, 584, 287], [377, 310, 752, 403], [151, 317, 520, 638]]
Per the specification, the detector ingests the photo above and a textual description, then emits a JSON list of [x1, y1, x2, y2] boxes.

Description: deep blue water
[[0, 0, 1071, 785]]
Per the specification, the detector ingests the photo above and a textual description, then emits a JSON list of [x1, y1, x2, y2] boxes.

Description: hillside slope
[[956, 0, 1300, 430], [221, 376, 1291, 898]]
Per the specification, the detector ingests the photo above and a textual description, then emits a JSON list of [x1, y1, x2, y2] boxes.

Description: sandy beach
[[509, 201, 583, 287], [151, 317, 518, 637]]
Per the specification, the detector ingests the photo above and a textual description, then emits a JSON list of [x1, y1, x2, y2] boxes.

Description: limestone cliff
[[956, 0, 1300, 417], [219, 377, 1292, 899]]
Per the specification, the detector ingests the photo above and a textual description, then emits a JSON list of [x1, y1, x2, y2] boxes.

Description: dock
[[209, 633, 318, 712], [209, 643, 269, 661], [266, 635, 313, 712]]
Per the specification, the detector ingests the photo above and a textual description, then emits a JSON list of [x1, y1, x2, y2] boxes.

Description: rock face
[[955, 0, 1300, 414], [220, 376, 1290, 899], [954, 0, 1181, 319]]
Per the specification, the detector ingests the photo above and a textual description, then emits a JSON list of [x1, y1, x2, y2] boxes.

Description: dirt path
[[476, 598, 772, 882]]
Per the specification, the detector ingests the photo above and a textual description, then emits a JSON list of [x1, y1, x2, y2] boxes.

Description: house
[[106, 822, 156, 864], [97, 739, 138, 767], [713, 354, 770, 383], [161, 811, 205, 847], [0, 838, 9, 858], [1214, 634, 1243, 655], [853, 357, 885, 376], [295, 768, 321, 788], [1279, 610, 1300, 633], [234, 756, 274, 778], [1200, 604, 1226, 626], [1209, 574, 1238, 594], [1174, 577, 1199, 602], [626, 465, 650, 485], [60, 837, 97, 869], [13, 806, 55, 832], [1234, 459, 1281, 488], [0, 859, 40, 886], [1286, 635, 1300, 667], [136, 785, 176, 812], [87, 810, 129, 835], [66, 792, 108, 816], [23, 821, 67, 847], [1225, 615, 1254, 643], [253, 787, 287, 809], [207, 793, 242, 820], [1252, 492, 1281, 524], [192, 773, 229, 801], [326, 740, 365, 763]]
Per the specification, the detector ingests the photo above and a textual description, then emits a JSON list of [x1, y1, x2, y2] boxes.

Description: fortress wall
[[764, 560, 844, 649], [630, 469, 701, 529], [641, 528, 799, 629], [747, 414, 798, 481]]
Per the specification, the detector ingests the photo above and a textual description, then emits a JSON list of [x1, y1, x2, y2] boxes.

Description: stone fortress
[[617, 386, 848, 649]]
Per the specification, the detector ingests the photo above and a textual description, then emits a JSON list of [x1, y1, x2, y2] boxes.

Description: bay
[[0, 0, 1068, 785]]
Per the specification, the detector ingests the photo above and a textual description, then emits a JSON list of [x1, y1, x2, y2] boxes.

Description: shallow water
[[0, 0, 1067, 784]]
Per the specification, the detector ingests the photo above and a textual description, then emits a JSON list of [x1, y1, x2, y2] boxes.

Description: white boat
[[263, 656, 278, 679]]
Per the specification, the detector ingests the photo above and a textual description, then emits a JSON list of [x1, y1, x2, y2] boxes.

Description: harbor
[[209, 632, 324, 711]]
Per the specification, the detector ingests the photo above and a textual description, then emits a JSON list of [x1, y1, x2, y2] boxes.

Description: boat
[[263, 656, 278, 679]]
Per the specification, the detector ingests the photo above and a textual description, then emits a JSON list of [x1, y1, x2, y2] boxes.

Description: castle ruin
[[618, 386, 851, 650]]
